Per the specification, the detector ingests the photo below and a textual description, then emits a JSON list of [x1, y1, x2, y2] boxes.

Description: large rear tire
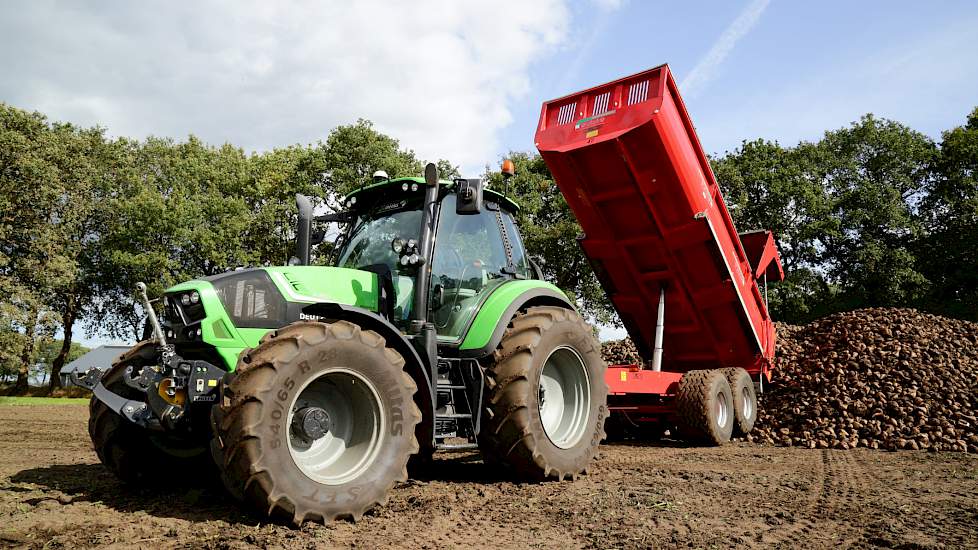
[[211, 321, 421, 525], [722, 367, 757, 437], [89, 342, 209, 484], [478, 306, 608, 480], [675, 369, 734, 445]]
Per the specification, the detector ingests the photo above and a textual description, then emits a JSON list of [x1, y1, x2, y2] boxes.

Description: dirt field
[[1, 404, 976, 549]]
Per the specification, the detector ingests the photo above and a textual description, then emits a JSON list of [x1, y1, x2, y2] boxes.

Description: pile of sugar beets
[[600, 308, 978, 453]]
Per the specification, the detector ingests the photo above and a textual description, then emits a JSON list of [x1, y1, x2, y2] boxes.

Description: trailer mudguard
[[457, 280, 574, 358]]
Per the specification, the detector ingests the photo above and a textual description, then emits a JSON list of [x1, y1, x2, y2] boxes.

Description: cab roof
[[343, 177, 520, 212]]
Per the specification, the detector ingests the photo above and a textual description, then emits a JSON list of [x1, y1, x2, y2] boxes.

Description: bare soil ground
[[1, 404, 976, 549]]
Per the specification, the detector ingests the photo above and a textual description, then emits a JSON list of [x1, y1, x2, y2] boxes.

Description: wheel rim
[[287, 368, 385, 485], [538, 346, 591, 449], [741, 386, 753, 420], [716, 390, 729, 429]]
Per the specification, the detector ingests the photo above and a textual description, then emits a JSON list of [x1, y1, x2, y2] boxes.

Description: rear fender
[[458, 282, 574, 359]]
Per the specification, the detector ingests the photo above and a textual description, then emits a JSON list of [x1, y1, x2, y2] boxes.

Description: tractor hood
[[162, 266, 385, 369], [168, 266, 382, 315]]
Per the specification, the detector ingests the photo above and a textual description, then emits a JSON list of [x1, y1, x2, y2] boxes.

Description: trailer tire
[[89, 343, 210, 485], [722, 367, 757, 437], [479, 306, 608, 480], [211, 321, 421, 525], [676, 369, 734, 445]]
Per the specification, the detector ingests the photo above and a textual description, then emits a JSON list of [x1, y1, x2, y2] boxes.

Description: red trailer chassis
[[534, 64, 784, 425]]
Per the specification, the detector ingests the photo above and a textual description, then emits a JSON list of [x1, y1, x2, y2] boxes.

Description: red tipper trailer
[[534, 64, 784, 434]]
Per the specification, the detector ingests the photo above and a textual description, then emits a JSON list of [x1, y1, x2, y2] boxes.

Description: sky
[[2, 0, 977, 346]]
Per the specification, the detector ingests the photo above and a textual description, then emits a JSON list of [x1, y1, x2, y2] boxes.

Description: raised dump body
[[534, 64, 783, 398]]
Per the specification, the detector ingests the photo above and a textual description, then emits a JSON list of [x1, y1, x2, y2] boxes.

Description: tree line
[[1, 102, 975, 392]]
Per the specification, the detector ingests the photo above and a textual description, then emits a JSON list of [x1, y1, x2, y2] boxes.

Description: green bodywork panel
[[457, 279, 569, 351], [165, 279, 255, 370], [263, 266, 379, 309], [165, 266, 381, 371]]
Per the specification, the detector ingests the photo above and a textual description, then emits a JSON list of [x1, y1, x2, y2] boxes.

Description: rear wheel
[[479, 306, 608, 480], [722, 367, 757, 437], [675, 369, 734, 445], [211, 321, 421, 525], [89, 342, 209, 484]]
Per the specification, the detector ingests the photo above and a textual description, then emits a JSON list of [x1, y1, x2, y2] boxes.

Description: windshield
[[335, 200, 423, 270]]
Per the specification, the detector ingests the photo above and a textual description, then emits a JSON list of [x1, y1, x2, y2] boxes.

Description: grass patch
[[0, 396, 89, 406]]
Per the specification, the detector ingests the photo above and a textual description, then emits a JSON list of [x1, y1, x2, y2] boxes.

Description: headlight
[[401, 183, 409, 191], [180, 293, 191, 306], [190, 291, 200, 304]]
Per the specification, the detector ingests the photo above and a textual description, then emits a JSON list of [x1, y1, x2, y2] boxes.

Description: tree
[[320, 119, 424, 200], [712, 140, 837, 322], [0, 104, 111, 390], [919, 108, 978, 318], [817, 115, 935, 309], [33, 338, 89, 386], [712, 115, 943, 323], [319, 119, 457, 201]]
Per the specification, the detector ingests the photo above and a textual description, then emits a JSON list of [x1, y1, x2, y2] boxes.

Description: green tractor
[[77, 163, 608, 524]]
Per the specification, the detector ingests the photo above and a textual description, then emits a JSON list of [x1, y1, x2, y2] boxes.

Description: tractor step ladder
[[434, 358, 483, 450]]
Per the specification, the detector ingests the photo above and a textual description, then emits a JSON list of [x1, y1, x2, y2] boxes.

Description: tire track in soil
[[850, 451, 978, 548], [821, 451, 871, 547], [763, 450, 876, 548], [757, 449, 828, 547]]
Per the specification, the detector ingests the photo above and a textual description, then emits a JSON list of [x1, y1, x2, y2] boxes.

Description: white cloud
[[680, 0, 770, 98], [0, 0, 571, 174]]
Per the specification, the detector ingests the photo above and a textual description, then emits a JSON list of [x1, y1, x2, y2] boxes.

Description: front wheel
[[211, 321, 421, 525], [479, 306, 608, 480]]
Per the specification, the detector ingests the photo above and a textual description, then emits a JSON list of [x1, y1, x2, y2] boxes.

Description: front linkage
[[74, 282, 225, 434]]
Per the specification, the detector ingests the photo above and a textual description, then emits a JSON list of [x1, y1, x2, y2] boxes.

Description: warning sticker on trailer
[[575, 110, 616, 131]]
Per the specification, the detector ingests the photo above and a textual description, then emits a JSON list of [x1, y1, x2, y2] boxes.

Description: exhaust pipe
[[295, 194, 313, 266]]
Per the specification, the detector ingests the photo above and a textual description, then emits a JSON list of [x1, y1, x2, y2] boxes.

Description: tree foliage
[[1, 101, 977, 395]]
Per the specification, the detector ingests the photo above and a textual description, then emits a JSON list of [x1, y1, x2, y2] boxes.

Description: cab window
[[430, 195, 509, 339]]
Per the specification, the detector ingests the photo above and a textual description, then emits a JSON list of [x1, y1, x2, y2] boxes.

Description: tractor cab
[[308, 174, 534, 344]]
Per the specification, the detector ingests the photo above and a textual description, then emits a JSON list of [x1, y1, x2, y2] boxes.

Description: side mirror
[[424, 163, 438, 188], [456, 178, 484, 215], [310, 229, 326, 246]]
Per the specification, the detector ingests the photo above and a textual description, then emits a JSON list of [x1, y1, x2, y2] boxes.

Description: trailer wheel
[[722, 368, 757, 436], [676, 369, 734, 445], [89, 342, 209, 484], [211, 321, 421, 525], [479, 306, 608, 480]]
